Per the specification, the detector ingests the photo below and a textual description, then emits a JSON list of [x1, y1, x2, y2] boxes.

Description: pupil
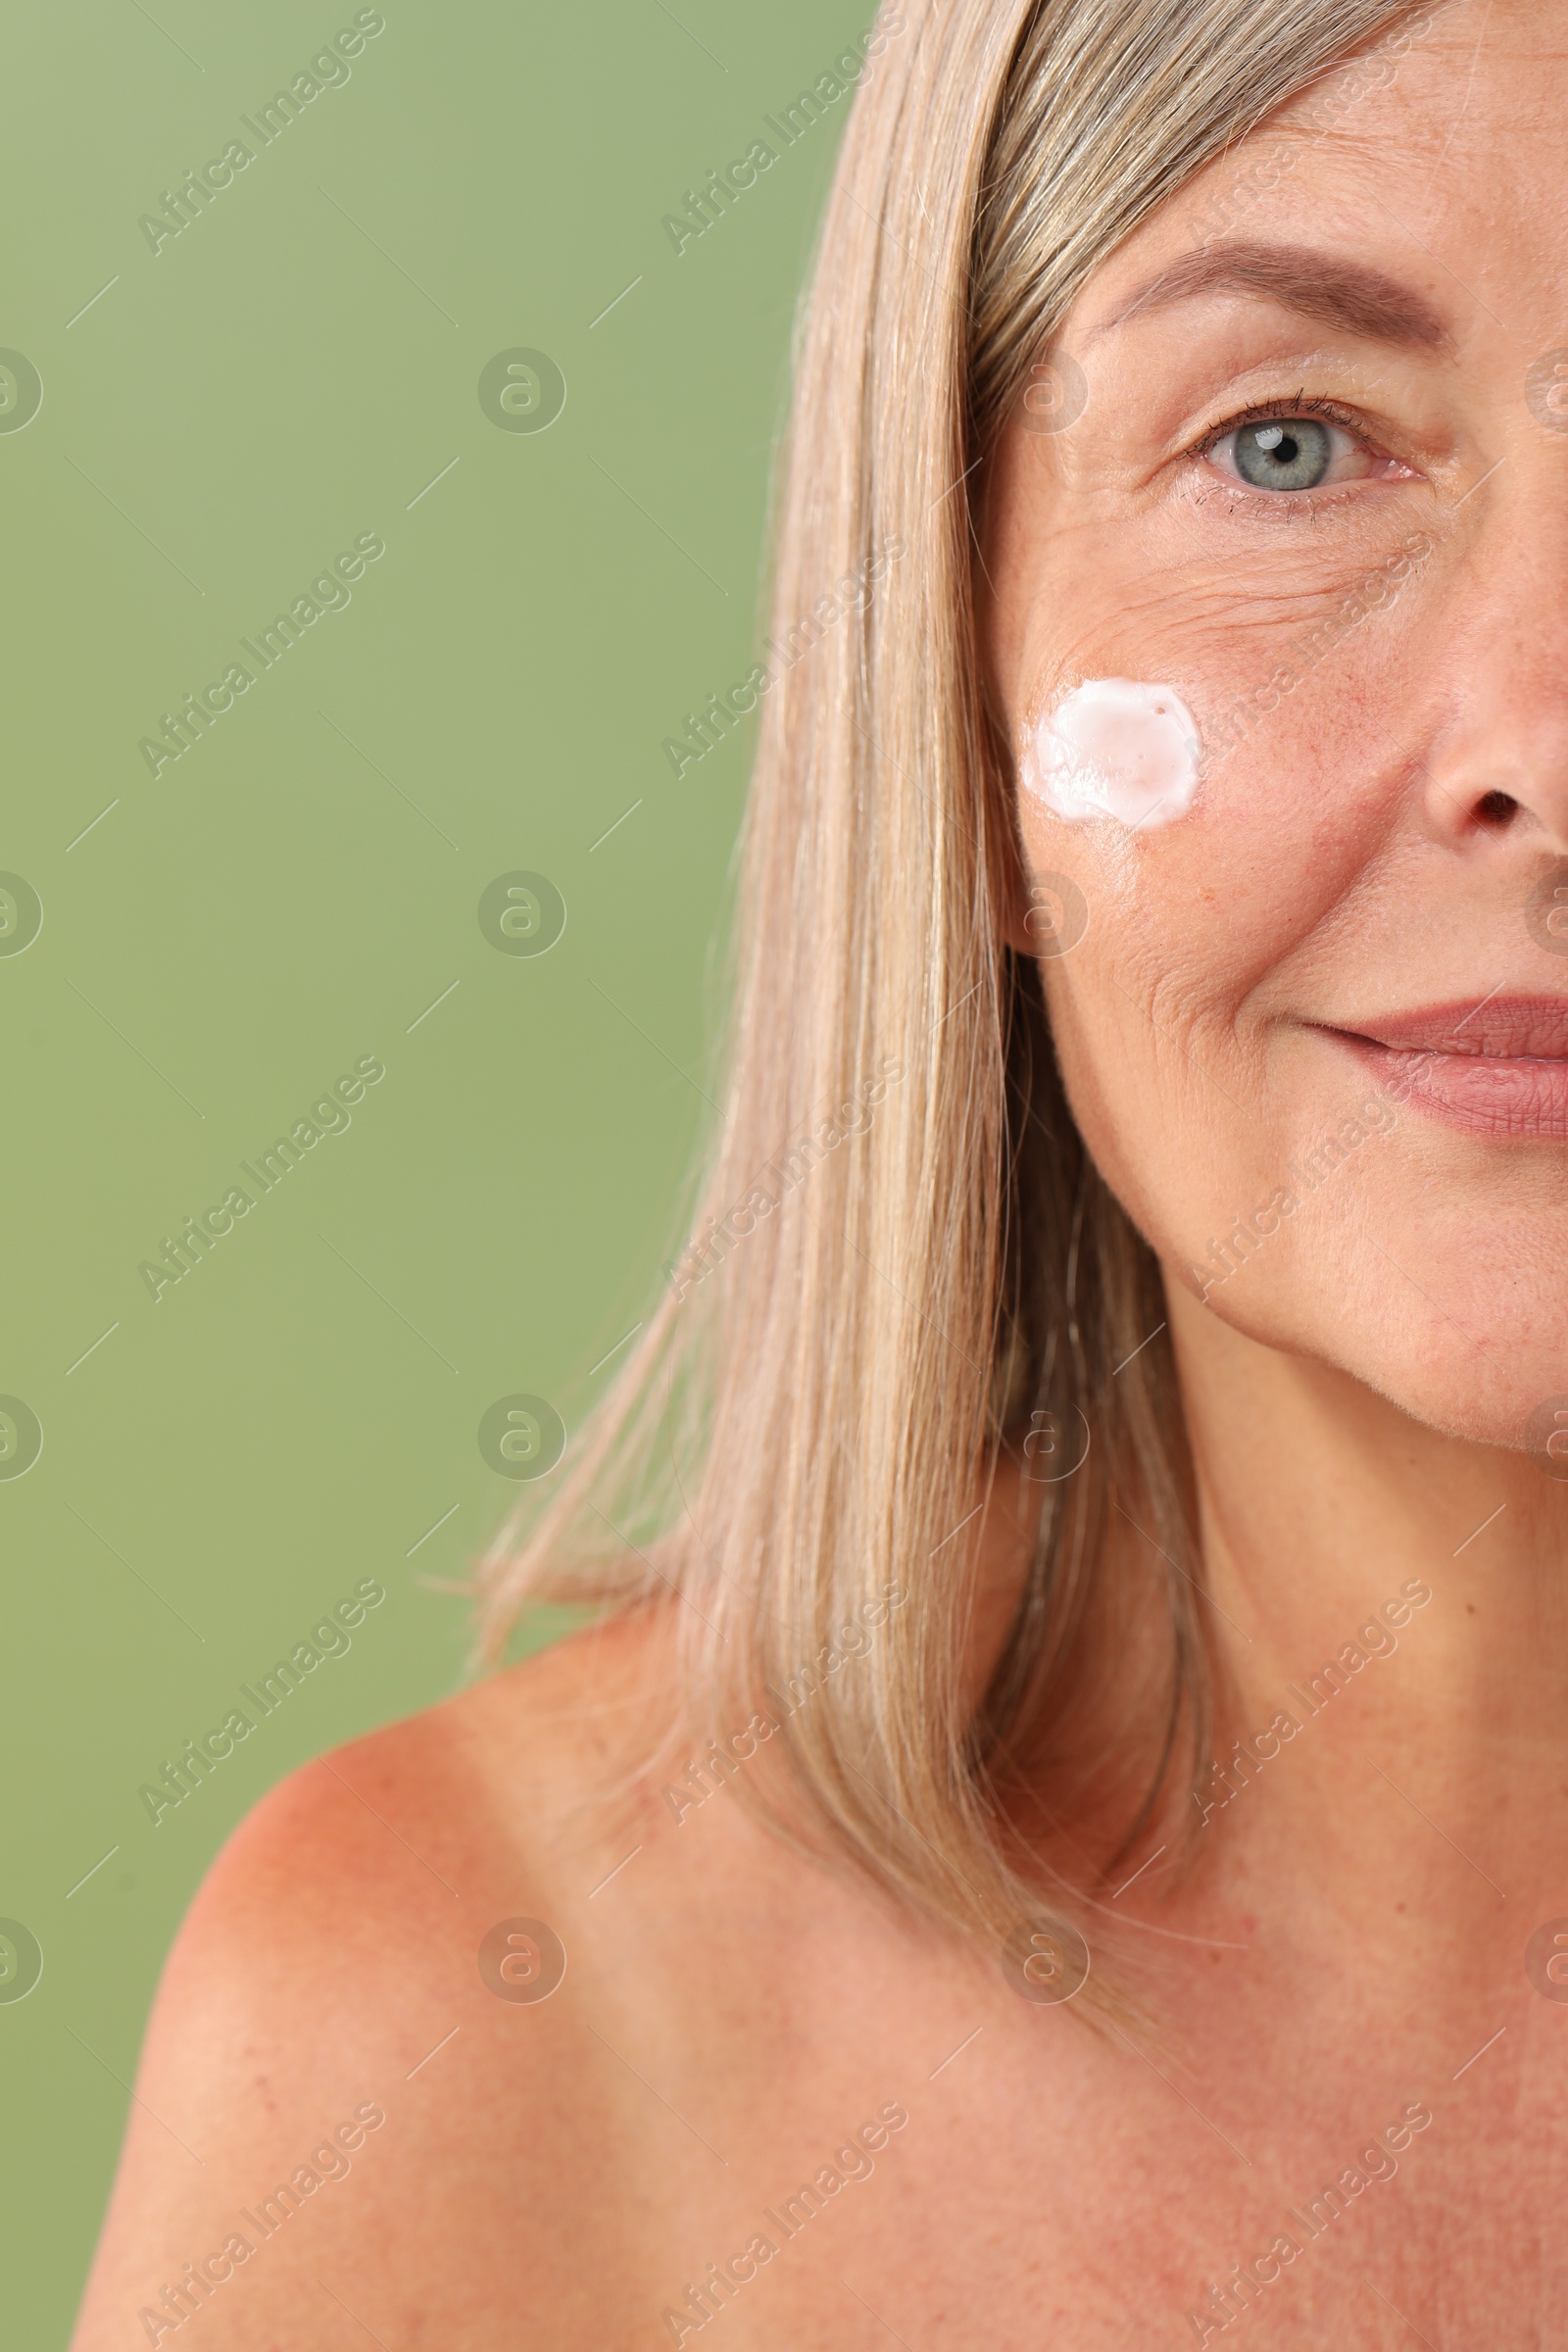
[[1234, 416, 1331, 491]]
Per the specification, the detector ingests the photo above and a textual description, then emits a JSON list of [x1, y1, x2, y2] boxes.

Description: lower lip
[[1333, 1034, 1568, 1139]]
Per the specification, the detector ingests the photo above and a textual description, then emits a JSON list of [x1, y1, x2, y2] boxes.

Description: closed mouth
[[1331, 996, 1568, 1061], [1318, 998, 1568, 1139]]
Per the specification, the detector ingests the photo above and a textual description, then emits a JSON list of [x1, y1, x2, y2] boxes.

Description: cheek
[[1023, 558, 1435, 1005], [992, 416, 1568, 1437], [1004, 429, 1435, 896], [1020, 623, 1425, 1245], [994, 418, 1441, 1260]]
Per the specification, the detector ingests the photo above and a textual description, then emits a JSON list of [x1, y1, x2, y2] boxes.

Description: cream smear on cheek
[[1024, 678, 1201, 830]]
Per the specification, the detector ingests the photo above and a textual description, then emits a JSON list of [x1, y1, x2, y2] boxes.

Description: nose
[[1419, 492, 1568, 857]]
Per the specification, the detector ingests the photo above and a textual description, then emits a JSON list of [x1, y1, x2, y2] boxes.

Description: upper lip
[[1324, 997, 1568, 1059]]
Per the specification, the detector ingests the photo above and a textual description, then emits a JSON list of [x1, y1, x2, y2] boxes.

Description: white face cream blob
[[1025, 677, 1201, 831]]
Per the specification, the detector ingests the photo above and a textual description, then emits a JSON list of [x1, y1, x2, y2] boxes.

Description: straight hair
[[478, 0, 1437, 2005]]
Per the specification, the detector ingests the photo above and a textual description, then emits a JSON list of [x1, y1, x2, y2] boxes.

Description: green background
[[1, 2, 862, 2332]]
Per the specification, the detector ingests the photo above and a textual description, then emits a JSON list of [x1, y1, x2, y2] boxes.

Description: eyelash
[[1202, 389, 1359, 440]]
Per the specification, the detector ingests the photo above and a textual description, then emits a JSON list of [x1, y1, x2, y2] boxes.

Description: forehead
[[1263, 0, 1568, 149], [1242, 0, 1565, 213], [1073, 0, 1568, 327]]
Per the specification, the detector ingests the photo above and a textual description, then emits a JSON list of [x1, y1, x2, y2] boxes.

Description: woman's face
[[983, 0, 1568, 1450]]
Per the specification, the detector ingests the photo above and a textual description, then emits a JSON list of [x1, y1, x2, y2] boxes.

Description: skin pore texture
[[71, 9, 1568, 2349]]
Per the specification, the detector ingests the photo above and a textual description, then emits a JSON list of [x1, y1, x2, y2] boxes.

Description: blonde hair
[[480, 0, 1427, 1992]]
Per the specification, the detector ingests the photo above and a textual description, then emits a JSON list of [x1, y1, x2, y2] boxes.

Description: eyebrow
[[1091, 241, 1450, 351]]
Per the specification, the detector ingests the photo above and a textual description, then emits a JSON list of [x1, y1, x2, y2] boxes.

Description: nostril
[[1475, 789, 1519, 827]]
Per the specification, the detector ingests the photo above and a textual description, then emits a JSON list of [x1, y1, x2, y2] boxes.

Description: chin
[[1189, 1194, 1568, 1456]]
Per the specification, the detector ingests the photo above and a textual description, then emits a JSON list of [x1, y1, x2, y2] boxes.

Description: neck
[[1168, 1282, 1568, 1935]]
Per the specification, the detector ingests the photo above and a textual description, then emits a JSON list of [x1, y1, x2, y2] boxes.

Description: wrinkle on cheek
[[1025, 485, 1439, 688], [1043, 944, 1229, 1237], [1016, 531, 1434, 854]]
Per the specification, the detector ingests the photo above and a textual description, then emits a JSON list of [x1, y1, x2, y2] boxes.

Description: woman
[[73, 0, 1568, 2342]]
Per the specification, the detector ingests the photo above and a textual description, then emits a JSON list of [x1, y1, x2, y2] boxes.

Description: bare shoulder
[[70, 1608, 682, 2349], [71, 1604, 969, 2349]]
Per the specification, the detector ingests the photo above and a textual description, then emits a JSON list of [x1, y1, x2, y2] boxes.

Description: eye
[[1207, 412, 1381, 494]]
